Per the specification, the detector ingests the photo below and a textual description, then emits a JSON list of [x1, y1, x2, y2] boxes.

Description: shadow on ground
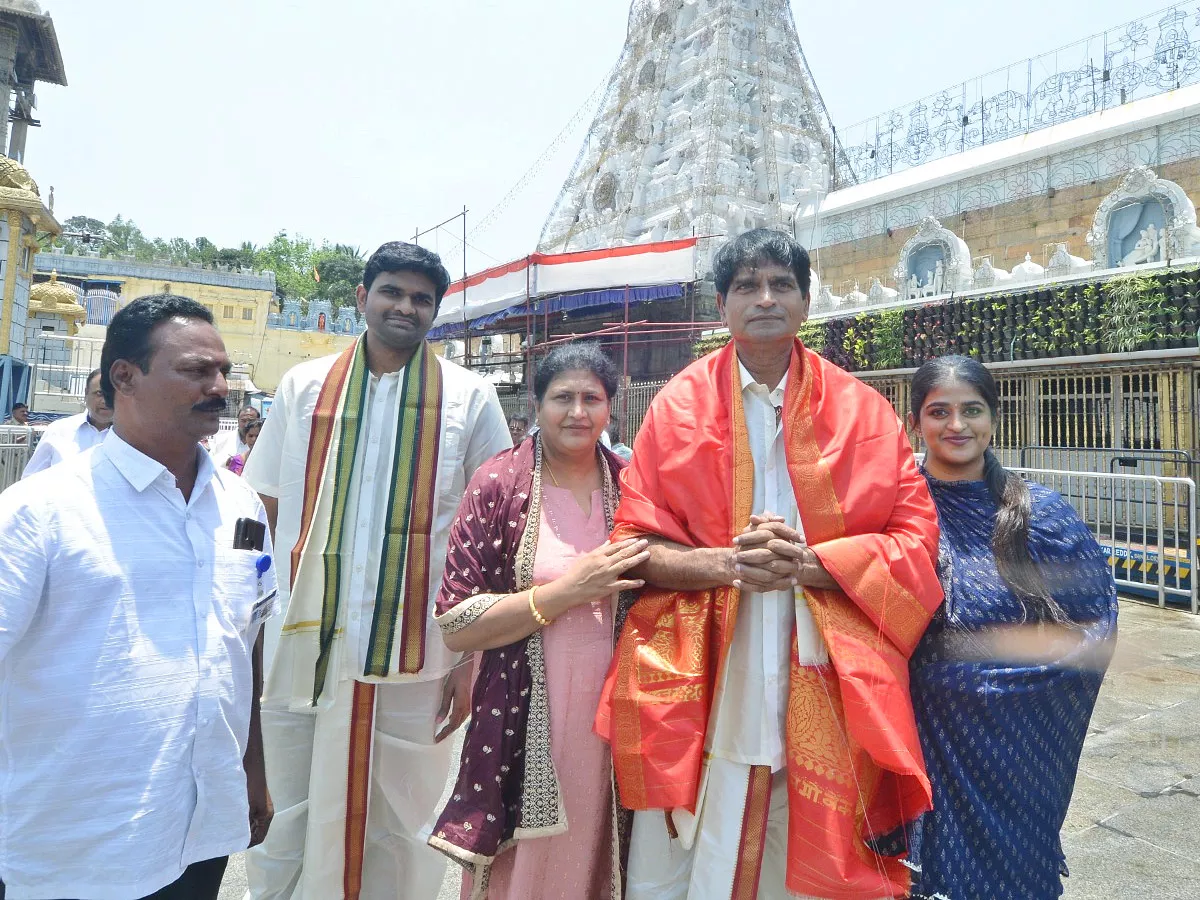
[[221, 598, 1200, 899]]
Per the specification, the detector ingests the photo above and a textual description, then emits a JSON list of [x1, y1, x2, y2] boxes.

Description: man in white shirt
[[22, 368, 113, 476], [209, 404, 260, 468], [0, 295, 277, 900], [603, 229, 941, 900], [244, 242, 511, 900]]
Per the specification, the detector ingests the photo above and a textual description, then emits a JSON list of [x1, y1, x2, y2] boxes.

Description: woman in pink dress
[[224, 418, 262, 475], [431, 344, 648, 899]]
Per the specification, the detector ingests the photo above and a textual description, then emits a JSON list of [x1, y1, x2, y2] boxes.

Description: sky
[[30, 0, 1143, 274]]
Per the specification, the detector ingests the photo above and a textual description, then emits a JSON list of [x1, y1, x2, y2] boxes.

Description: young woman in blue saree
[[905, 356, 1118, 900]]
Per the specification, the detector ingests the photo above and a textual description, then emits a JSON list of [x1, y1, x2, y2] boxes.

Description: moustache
[[193, 400, 227, 413]]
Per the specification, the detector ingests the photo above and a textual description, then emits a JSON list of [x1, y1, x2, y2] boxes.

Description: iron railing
[[0, 426, 35, 493], [1012, 466, 1196, 613], [835, 6, 1200, 185]]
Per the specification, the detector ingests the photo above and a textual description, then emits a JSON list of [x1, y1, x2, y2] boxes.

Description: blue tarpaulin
[[0, 357, 30, 420], [427, 284, 684, 341]]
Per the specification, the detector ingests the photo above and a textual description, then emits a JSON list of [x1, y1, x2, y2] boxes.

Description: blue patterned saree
[[908, 474, 1118, 900]]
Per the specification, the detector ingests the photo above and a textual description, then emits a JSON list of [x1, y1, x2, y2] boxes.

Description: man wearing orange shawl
[[595, 229, 942, 900]]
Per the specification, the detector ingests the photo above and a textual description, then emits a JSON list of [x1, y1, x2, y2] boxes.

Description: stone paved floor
[[220, 598, 1200, 899]]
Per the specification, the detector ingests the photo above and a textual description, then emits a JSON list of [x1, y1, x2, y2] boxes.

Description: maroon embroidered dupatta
[[429, 435, 626, 889]]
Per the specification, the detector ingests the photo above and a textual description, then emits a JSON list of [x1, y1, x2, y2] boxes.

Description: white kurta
[[243, 350, 511, 900], [627, 359, 828, 900], [21, 412, 108, 477]]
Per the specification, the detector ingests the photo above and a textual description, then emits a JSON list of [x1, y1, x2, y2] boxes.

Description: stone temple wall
[[816, 157, 1200, 296], [808, 94, 1200, 296]]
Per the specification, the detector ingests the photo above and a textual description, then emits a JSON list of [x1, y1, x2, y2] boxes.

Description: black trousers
[[0, 856, 228, 900]]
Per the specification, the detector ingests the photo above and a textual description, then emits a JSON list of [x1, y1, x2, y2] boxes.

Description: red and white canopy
[[433, 237, 697, 328]]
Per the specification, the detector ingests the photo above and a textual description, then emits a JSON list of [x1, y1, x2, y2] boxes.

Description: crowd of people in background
[[0, 229, 1117, 900]]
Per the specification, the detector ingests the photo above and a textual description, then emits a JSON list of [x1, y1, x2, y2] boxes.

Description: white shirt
[[0, 431, 278, 900], [708, 360, 828, 771], [244, 351, 511, 682], [20, 411, 108, 477], [208, 428, 249, 469]]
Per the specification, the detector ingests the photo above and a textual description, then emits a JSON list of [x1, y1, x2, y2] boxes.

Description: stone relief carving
[[1088, 165, 1200, 267], [894, 216, 973, 299]]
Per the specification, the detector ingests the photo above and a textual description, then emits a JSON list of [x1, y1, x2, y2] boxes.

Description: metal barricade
[[0, 426, 35, 493], [1018, 446, 1199, 483], [1011, 466, 1198, 614], [28, 333, 104, 414]]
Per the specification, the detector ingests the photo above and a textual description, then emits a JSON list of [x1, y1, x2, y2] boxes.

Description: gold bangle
[[528, 585, 550, 627]]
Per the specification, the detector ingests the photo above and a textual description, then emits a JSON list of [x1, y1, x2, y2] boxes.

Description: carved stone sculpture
[[1121, 224, 1160, 267]]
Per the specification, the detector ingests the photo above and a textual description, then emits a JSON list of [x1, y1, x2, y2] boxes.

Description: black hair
[[100, 294, 214, 408], [509, 414, 529, 426], [362, 241, 452, 305], [533, 343, 619, 402], [12, 402, 26, 410], [244, 418, 264, 435], [85, 368, 102, 392], [713, 228, 811, 297], [911, 355, 1065, 623]]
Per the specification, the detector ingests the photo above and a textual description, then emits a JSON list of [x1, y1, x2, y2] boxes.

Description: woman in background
[[225, 418, 262, 475], [906, 355, 1118, 900]]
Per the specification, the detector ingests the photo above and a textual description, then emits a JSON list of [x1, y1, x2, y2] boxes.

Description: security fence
[[0, 426, 35, 493], [28, 333, 104, 414], [1012, 466, 1197, 614]]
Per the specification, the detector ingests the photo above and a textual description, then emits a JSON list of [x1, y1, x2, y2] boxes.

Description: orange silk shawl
[[595, 341, 943, 900]]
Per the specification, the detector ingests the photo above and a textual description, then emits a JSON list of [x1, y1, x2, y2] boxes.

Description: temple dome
[[30, 270, 85, 320], [0, 156, 38, 196]]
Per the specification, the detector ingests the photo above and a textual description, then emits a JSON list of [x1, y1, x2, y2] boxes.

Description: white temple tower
[[538, 0, 841, 254]]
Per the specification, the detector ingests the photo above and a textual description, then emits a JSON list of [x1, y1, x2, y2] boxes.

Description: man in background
[[22, 369, 112, 476], [507, 413, 529, 445], [3, 403, 28, 426], [209, 403, 260, 469]]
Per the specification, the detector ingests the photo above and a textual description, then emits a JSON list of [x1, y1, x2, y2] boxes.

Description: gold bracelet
[[528, 585, 550, 627]]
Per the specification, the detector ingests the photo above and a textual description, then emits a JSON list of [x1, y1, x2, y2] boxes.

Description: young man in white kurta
[[243, 340, 510, 895], [626, 361, 828, 899]]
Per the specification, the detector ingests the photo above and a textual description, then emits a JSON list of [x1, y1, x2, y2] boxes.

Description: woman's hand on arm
[[442, 538, 650, 653], [635, 536, 738, 591]]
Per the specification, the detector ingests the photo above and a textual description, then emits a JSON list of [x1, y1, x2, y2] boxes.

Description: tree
[[106, 215, 149, 257], [313, 243, 365, 308], [257, 230, 315, 300], [43, 214, 371, 309]]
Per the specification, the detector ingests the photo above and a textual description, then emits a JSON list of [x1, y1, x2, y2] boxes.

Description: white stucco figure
[[1122, 224, 1160, 267]]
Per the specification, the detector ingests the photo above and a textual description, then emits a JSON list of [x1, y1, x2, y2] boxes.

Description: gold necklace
[[544, 455, 561, 488]]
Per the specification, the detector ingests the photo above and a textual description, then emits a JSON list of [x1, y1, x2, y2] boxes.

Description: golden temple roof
[[29, 270, 85, 319]]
